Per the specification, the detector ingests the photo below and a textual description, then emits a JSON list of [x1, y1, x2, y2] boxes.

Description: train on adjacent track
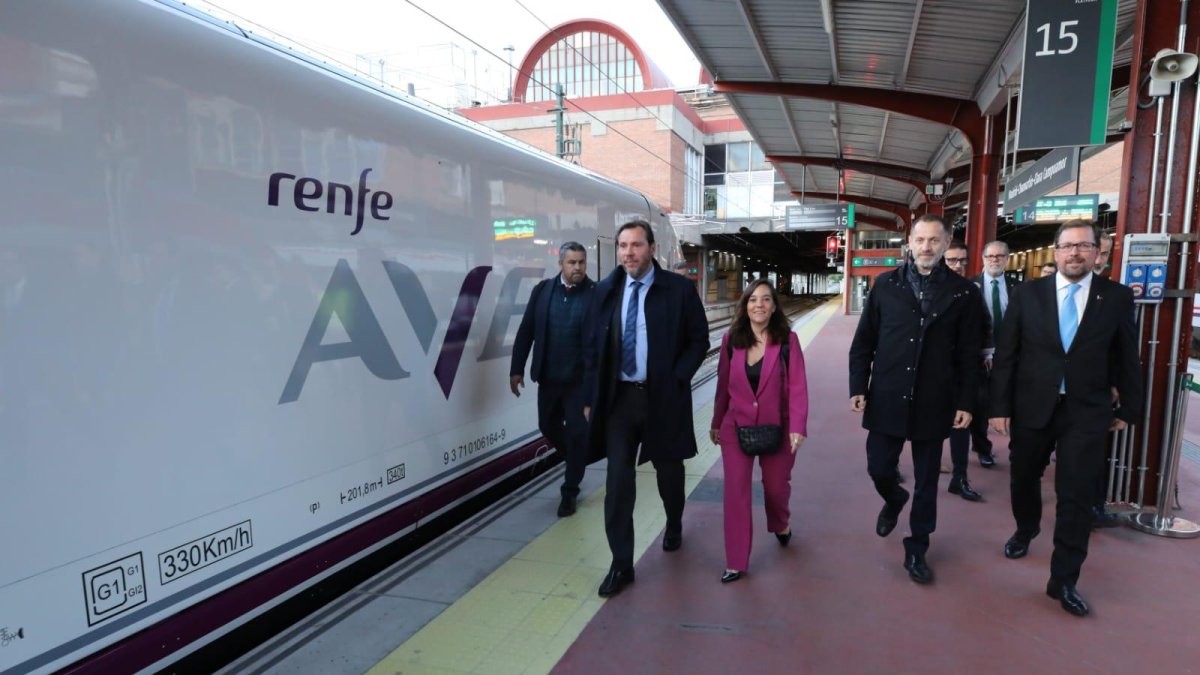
[[0, 2, 679, 672]]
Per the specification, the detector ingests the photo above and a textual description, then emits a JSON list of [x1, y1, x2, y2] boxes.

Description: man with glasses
[[969, 241, 1017, 469], [989, 220, 1142, 617], [943, 243, 984, 502]]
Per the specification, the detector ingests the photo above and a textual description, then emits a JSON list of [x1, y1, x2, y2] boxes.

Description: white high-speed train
[[0, 2, 678, 672]]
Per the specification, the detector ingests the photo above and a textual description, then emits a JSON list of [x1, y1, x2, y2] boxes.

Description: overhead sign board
[[1003, 146, 1080, 213], [1013, 193, 1099, 224], [1016, 0, 1119, 150], [786, 202, 855, 230], [851, 256, 898, 268]]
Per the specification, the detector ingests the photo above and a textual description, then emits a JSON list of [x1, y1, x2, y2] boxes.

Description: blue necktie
[[621, 281, 641, 377], [1059, 283, 1080, 351]]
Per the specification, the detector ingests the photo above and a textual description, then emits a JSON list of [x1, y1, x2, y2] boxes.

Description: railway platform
[[224, 299, 1200, 675]]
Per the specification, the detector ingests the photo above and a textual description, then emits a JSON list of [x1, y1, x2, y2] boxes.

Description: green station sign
[[851, 256, 898, 268]]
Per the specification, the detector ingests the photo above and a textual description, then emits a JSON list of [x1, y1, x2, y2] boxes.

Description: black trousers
[[1010, 399, 1106, 586], [537, 380, 589, 499], [866, 431, 942, 556], [604, 383, 685, 570], [969, 372, 994, 455], [948, 428, 970, 480]]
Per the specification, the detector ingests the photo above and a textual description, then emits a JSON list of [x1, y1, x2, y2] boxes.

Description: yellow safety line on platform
[[368, 298, 840, 675]]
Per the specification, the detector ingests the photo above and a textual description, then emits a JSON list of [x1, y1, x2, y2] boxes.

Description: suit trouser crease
[[720, 441, 796, 571], [866, 431, 942, 556], [537, 380, 588, 498], [1009, 402, 1106, 585], [604, 385, 685, 569]]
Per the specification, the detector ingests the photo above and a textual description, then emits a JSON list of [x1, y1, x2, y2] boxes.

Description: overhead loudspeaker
[[1148, 48, 1198, 97], [1150, 48, 1198, 81]]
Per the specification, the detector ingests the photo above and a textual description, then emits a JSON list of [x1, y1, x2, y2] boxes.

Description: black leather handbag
[[735, 422, 783, 456], [734, 339, 790, 457]]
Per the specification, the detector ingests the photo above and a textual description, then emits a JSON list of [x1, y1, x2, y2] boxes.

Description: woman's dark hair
[[729, 278, 790, 349]]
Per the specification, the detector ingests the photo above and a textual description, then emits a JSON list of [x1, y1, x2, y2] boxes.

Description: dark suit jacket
[[583, 262, 709, 464], [509, 274, 595, 382], [973, 272, 1019, 336], [848, 262, 983, 441], [990, 274, 1143, 432]]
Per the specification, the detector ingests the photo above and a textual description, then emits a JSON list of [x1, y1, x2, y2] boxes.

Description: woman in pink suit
[[710, 280, 809, 583]]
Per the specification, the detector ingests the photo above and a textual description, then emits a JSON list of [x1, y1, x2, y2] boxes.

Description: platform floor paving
[[227, 300, 1200, 675]]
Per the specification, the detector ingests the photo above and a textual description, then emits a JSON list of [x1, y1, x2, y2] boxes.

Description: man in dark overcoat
[[848, 214, 983, 584], [583, 219, 708, 597], [510, 242, 596, 518]]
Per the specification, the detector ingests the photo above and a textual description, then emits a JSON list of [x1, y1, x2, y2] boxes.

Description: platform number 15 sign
[[1016, 0, 1118, 151]]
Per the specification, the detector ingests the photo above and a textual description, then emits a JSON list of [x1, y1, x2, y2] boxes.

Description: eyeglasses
[[1054, 242, 1098, 252], [944, 257, 968, 265], [983, 254, 1008, 260]]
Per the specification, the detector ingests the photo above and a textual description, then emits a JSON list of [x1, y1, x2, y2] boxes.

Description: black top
[[745, 357, 763, 393]]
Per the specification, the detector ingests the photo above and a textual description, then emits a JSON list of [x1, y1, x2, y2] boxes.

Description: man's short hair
[[1054, 219, 1099, 245], [558, 241, 586, 263], [617, 219, 655, 245], [984, 240, 1010, 255], [912, 213, 950, 235], [946, 241, 968, 254]]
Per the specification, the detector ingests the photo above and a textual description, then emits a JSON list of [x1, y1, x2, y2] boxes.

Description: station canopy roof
[[656, 0, 1139, 233]]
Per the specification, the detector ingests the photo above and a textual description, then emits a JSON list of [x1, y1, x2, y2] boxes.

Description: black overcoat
[[583, 262, 709, 464], [848, 262, 984, 441]]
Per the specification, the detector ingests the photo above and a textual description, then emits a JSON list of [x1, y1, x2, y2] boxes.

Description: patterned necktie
[[1059, 283, 1080, 351], [991, 279, 1003, 328], [621, 281, 642, 377]]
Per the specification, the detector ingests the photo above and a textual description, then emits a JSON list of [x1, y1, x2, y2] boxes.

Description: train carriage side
[[0, 1, 670, 673]]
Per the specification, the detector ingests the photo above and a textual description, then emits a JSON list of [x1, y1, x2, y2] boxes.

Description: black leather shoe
[[1091, 506, 1120, 529], [1046, 581, 1090, 617], [775, 530, 792, 547], [720, 570, 742, 584], [556, 495, 577, 517], [948, 477, 983, 502], [598, 568, 634, 597], [903, 553, 934, 584], [662, 532, 682, 552], [875, 489, 910, 537], [1004, 535, 1030, 559], [977, 451, 997, 468]]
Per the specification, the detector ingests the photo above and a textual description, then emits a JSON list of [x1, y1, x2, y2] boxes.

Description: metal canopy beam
[[768, 154, 932, 193], [716, 81, 988, 149]]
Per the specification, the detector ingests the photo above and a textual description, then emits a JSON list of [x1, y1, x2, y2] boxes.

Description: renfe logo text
[[268, 169, 393, 235]]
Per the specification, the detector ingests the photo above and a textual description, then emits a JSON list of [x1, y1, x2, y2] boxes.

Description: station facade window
[[525, 31, 643, 102], [702, 141, 784, 219]]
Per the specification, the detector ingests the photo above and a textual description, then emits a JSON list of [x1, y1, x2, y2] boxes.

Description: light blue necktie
[[621, 281, 641, 377], [1059, 283, 1080, 351]]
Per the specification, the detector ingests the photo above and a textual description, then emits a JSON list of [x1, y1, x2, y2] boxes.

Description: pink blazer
[[711, 331, 809, 443]]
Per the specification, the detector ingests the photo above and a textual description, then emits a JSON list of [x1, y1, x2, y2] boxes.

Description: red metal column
[[1114, 0, 1200, 509], [965, 114, 1003, 278]]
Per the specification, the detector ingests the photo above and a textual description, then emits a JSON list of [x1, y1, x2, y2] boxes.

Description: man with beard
[[849, 214, 983, 584], [942, 242, 984, 501], [990, 220, 1142, 616], [511, 242, 596, 518], [970, 241, 1019, 469], [584, 220, 708, 597]]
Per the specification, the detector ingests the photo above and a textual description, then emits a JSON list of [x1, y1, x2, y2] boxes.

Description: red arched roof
[[514, 19, 673, 101]]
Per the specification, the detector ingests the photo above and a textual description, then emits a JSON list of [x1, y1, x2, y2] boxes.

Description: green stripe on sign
[[1091, 0, 1119, 144]]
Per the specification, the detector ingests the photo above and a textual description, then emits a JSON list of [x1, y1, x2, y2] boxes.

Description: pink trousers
[[720, 441, 797, 571]]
